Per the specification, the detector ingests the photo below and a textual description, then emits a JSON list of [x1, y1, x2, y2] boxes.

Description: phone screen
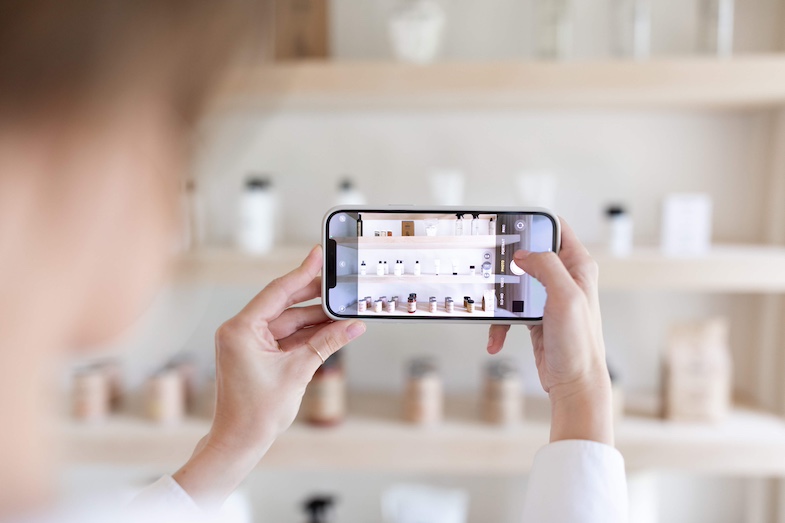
[[324, 209, 558, 321]]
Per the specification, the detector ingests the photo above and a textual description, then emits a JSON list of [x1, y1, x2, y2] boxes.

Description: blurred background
[[62, 0, 785, 522]]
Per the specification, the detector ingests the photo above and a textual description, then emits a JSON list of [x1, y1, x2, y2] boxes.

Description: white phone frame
[[321, 205, 561, 325]]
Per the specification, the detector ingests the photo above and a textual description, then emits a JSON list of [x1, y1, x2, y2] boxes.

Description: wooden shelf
[[342, 274, 516, 285], [218, 57, 785, 110], [60, 393, 785, 476], [174, 243, 785, 292], [333, 235, 519, 250], [592, 244, 785, 292]]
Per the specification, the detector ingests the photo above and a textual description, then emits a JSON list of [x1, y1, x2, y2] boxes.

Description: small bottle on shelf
[[454, 213, 463, 236], [360, 261, 367, 276], [466, 299, 476, 313], [414, 261, 421, 276], [374, 299, 383, 313], [434, 259, 441, 276], [358, 298, 367, 312], [302, 352, 346, 427], [394, 260, 403, 276], [403, 358, 443, 426], [481, 359, 522, 426], [376, 261, 384, 276], [429, 296, 438, 313], [407, 295, 417, 313], [445, 298, 455, 313], [469, 265, 476, 276], [384, 261, 389, 275], [472, 213, 481, 235], [488, 216, 496, 235]]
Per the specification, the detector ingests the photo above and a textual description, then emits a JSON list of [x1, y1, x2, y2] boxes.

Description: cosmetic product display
[[384, 261, 389, 274], [454, 214, 463, 236], [434, 259, 441, 275], [605, 204, 634, 257], [445, 298, 454, 313], [377, 261, 384, 276], [429, 297, 438, 313], [452, 260, 459, 275], [466, 299, 476, 313], [402, 220, 415, 237], [425, 220, 438, 236], [535, 0, 573, 60], [357, 214, 364, 237], [469, 265, 476, 276], [481, 359, 522, 426], [394, 260, 403, 276], [663, 317, 731, 422], [145, 368, 185, 424], [303, 353, 346, 426], [699, 0, 734, 57], [463, 296, 470, 308], [407, 295, 417, 313], [471, 214, 481, 235], [335, 178, 367, 206], [380, 295, 388, 306], [388, 0, 446, 64], [72, 366, 110, 423], [488, 216, 496, 235], [482, 261, 492, 279], [365, 296, 373, 308], [237, 175, 276, 254], [482, 290, 496, 312], [414, 261, 421, 276], [386, 299, 396, 313], [358, 299, 367, 312], [661, 193, 713, 256], [374, 299, 384, 313], [611, 0, 651, 59], [360, 261, 367, 276], [403, 358, 443, 425]]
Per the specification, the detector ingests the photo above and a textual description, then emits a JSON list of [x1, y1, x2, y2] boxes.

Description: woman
[[0, 1, 626, 521]]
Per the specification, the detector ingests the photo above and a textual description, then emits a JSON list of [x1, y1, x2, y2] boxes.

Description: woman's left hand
[[173, 245, 366, 507]]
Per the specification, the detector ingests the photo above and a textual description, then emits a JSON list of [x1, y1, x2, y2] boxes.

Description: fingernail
[[347, 321, 366, 340], [487, 336, 494, 349], [514, 250, 531, 260]]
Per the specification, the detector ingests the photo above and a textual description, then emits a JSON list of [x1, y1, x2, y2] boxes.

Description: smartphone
[[322, 206, 560, 324]]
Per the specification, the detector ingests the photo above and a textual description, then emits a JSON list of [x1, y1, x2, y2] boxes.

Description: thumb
[[302, 319, 366, 364], [514, 250, 579, 298]]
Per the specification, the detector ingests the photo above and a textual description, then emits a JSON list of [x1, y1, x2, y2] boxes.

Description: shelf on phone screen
[[339, 274, 521, 284], [358, 303, 496, 317], [332, 234, 522, 249]]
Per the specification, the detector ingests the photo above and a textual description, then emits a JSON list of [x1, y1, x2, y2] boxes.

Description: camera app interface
[[325, 211, 556, 320]]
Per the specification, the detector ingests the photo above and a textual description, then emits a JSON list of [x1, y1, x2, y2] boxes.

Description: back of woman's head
[[0, 0, 266, 125]]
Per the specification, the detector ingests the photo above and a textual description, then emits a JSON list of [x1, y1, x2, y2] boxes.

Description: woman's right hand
[[486, 218, 613, 445]]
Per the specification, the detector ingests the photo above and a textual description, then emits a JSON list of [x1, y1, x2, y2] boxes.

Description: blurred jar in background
[[145, 367, 185, 424], [334, 178, 366, 206], [481, 359, 522, 426], [237, 175, 276, 255], [611, 0, 651, 59], [71, 366, 110, 423], [535, 0, 573, 60], [403, 357, 443, 426], [699, 0, 734, 57], [388, 0, 446, 64], [302, 352, 346, 426]]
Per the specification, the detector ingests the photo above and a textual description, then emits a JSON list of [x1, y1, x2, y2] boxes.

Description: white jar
[[388, 0, 446, 64], [605, 205, 634, 257], [237, 176, 276, 254]]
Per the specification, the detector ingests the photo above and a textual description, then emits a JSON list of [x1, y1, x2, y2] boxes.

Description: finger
[[557, 218, 599, 295], [268, 304, 329, 340], [295, 319, 366, 366], [514, 250, 580, 299], [239, 245, 322, 321], [287, 276, 322, 307], [487, 324, 511, 355]]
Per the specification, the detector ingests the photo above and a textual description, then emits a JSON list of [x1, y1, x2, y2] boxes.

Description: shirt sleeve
[[522, 440, 628, 523]]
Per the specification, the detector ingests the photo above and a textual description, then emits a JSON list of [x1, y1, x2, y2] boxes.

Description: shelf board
[[174, 243, 785, 292], [343, 274, 516, 285], [218, 56, 785, 110], [60, 393, 785, 476], [333, 235, 520, 250], [592, 244, 785, 292]]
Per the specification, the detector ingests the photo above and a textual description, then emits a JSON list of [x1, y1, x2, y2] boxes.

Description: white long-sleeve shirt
[[134, 439, 628, 522]]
